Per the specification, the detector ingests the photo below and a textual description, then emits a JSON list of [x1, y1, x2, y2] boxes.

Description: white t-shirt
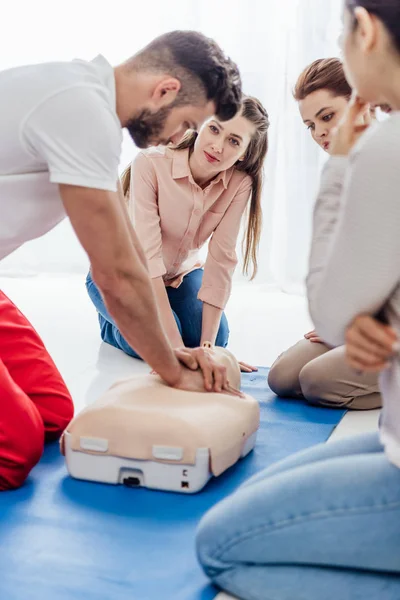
[[0, 55, 122, 260]]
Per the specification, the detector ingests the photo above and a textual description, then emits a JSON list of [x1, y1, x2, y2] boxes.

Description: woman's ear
[[353, 6, 378, 53]]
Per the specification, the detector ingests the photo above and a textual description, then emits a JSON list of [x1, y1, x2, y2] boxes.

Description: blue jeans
[[196, 432, 400, 600], [85, 269, 229, 358]]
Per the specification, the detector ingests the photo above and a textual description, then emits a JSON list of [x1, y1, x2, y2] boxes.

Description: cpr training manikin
[[62, 347, 260, 493]]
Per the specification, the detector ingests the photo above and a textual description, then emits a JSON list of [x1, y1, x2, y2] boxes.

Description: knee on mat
[[0, 420, 44, 491], [299, 361, 339, 406], [99, 319, 137, 357], [268, 358, 296, 397], [43, 392, 74, 441], [99, 317, 112, 344], [196, 517, 230, 583]]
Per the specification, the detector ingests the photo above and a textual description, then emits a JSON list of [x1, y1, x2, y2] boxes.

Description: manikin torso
[[63, 348, 260, 478]]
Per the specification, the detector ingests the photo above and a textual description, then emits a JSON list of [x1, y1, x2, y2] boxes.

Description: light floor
[[0, 275, 380, 600], [0, 274, 378, 437]]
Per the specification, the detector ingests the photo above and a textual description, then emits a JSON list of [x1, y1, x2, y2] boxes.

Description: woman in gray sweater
[[268, 56, 382, 411], [196, 2, 400, 599]]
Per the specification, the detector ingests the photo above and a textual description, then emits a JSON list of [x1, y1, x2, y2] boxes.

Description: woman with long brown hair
[[86, 97, 269, 369]]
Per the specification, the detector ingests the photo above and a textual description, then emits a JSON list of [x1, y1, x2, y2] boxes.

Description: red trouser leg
[[0, 359, 45, 491], [0, 291, 74, 490]]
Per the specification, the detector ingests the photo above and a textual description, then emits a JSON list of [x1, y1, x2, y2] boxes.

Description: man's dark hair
[[133, 30, 242, 121]]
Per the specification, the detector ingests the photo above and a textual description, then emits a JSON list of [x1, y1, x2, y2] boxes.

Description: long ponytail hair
[[120, 96, 270, 279], [235, 96, 269, 279], [121, 164, 131, 198]]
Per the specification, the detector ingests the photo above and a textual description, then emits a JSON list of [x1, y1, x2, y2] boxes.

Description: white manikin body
[[62, 348, 260, 493]]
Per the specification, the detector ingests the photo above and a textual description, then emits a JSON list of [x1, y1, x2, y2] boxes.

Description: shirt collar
[[91, 54, 116, 109], [172, 148, 192, 180], [172, 148, 232, 190], [217, 168, 231, 190]]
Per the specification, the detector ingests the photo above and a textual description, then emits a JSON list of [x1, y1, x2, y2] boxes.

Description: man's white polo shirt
[[0, 55, 122, 260]]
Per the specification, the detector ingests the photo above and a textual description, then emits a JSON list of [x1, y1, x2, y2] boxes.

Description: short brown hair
[[293, 58, 352, 102], [133, 31, 242, 122]]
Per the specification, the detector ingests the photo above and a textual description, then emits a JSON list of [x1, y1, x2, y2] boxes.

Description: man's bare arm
[[59, 183, 182, 386]]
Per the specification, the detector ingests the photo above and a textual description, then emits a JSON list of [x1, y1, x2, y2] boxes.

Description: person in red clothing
[[0, 291, 74, 491]]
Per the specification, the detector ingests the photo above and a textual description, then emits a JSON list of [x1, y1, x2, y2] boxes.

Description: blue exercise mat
[[0, 368, 345, 600]]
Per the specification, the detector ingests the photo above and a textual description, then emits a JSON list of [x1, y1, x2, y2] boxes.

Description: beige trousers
[[268, 339, 381, 410]]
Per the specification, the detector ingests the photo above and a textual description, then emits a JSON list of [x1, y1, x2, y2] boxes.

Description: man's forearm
[[60, 183, 181, 384], [95, 266, 182, 385], [100, 188, 178, 378]]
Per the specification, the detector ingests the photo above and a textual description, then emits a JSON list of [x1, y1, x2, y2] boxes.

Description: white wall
[[0, 0, 344, 285]]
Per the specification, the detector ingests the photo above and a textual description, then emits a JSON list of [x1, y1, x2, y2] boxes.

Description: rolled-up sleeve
[[128, 152, 166, 278], [198, 176, 252, 309]]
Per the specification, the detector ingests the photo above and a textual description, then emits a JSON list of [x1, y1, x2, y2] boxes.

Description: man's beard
[[126, 106, 172, 148]]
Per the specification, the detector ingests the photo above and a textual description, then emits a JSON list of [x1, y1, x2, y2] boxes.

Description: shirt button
[[173, 262, 179, 267], [194, 209, 201, 216]]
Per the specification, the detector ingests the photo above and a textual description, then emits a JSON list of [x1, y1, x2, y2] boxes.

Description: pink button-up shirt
[[128, 146, 252, 309]]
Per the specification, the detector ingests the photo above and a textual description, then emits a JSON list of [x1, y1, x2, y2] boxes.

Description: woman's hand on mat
[[239, 361, 258, 373], [330, 93, 371, 156], [173, 347, 244, 396], [345, 315, 399, 372], [304, 330, 323, 344]]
